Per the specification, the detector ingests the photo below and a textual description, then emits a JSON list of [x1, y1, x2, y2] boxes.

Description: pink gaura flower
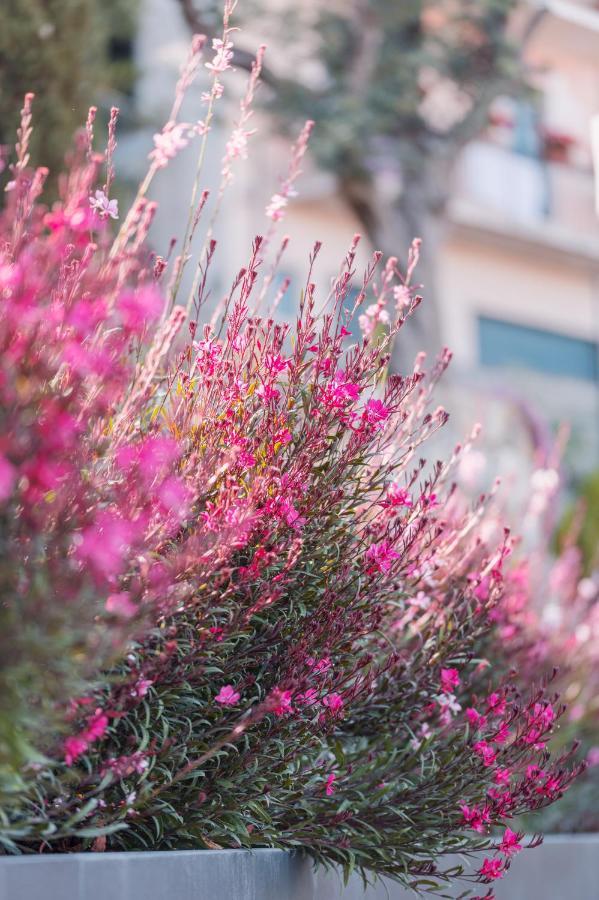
[[215, 685, 241, 706], [478, 857, 505, 881], [205, 37, 234, 74], [64, 736, 88, 766], [89, 189, 118, 220], [306, 657, 331, 675], [490, 722, 510, 745], [473, 740, 497, 767], [325, 773, 336, 796], [440, 668, 460, 693], [322, 693, 344, 715], [296, 688, 318, 707], [117, 285, 163, 334], [279, 498, 306, 530], [257, 382, 280, 404], [494, 767, 511, 785], [76, 511, 136, 582], [150, 122, 193, 168], [363, 398, 390, 429], [460, 802, 490, 834], [238, 450, 256, 468], [84, 709, 109, 741], [499, 827, 522, 857], [366, 540, 400, 574], [270, 688, 293, 716], [383, 484, 413, 509], [466, 707, 487, 731], [420, 491, 439, 509], [0, 454, 15, 502], [131, 678, 153, 699], [486, 693, 507, 717], [265, 193, 287, 222]]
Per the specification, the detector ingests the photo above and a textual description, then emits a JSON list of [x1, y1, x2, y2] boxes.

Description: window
[[478, 316, 598, 382]]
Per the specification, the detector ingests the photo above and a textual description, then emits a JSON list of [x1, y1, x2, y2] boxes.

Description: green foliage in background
[[557, 470, 599, 576], [0, 0, 138, 187]]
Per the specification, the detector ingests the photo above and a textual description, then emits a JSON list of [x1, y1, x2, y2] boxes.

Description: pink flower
[[322, 692, 344, 715], [325, 773, 336, 796], [0, 454, 16, 502], [205, 38, 234, 74], [490, 722, 510, 745], [77, 512, 135, 581], [363, 398, 390, 429], [499, 827, 522, 857], [215, 685, 241, 706], [84, 709, 109, 741], [238, 450, 256, 468], [265, 193, 287, 221], [296, 688, 318, 707], [586, 747, 599, 767], [257, 382, 280, 404], [440, 668, 460, 693], [106, 592, 137, 620], [157, 476, 192, 521], [420, 491, 439, 509], [131, 678, 153, 699], [366, 540, 400, 574], [494, 767, 511, 785], [466, 707, 487, 731], [306, 657, 331, 675], [473, 740, 497, 767], [478, 857, 504, 881], [150, 123, 193, 168], [279, 498, 306, 530], [486, 693, 507, 717], [118, 285, 163, 334], [383, 484, 412, 509], [89, 189, 119, 220], [460, 803, 490, 833], [64, 736, 88, 766], [269, 688, 293, 716]]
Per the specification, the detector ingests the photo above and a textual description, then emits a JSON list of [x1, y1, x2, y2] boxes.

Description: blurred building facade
[[125, 0, 599, 481]]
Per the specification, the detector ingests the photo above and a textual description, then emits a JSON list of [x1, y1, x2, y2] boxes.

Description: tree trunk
[[340, 155, 451, 371]]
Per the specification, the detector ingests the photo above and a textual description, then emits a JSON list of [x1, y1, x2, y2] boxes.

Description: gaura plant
[[0, 4, 582, 896]]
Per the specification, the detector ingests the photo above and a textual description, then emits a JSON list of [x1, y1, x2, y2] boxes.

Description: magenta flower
[[473, 740, 498, 767], [466, 707, 487, 731], [440, 668, 460, 693], [366, 540, 400, 574], [363, 398, 390, 429], [269, 689, 293, 716], [64, 735, 88, 766], [498, 827, 522, 857], [322, 692, 344, 715], [383, 484, 413, 509], [478, 857, 505, 881], [215, 685, 241, 706], [0, 454, 15, 502], [117, 285, 163, 334], [325, 773, 336, 796]]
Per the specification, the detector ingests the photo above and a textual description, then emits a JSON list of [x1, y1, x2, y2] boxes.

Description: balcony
[[449, 139, 599, 258]]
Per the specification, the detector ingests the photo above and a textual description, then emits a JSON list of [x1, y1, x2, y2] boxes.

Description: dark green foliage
[[0, 0, 138, 188]]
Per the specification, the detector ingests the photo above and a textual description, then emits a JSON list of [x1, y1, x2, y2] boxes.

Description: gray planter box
[[0, 836, 597, 899]]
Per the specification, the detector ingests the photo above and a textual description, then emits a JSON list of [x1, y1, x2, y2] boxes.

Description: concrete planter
[[0, 836, 597, 900]]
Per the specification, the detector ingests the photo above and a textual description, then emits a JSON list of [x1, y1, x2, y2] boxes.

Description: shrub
[[0, 8, 581, 895]]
